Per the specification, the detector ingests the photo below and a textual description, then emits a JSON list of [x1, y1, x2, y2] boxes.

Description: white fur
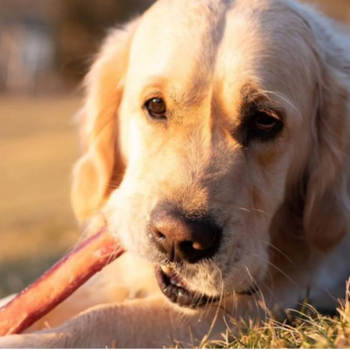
[[1, 0, 350, 347]]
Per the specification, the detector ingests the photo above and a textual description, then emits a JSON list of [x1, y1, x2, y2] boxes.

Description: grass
[[1, 96, 349, 348], [196, 282, 350, 349]]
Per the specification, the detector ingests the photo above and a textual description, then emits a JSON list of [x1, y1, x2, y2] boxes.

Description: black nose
[[149, 206, 222, 264]]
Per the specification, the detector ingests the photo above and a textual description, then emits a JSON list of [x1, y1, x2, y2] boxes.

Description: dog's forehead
[[216, 0, 317, 112], [126, 0, 316, 108], [127, 0, 227, 85]]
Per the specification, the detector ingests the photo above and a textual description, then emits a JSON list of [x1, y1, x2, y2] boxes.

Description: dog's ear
[[303, 65, 350, 252], [285, 2, 350, 252], [71, 20, 138, 221]]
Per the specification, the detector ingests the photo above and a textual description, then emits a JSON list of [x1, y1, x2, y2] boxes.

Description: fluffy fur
[[1, 0, 350, 347]]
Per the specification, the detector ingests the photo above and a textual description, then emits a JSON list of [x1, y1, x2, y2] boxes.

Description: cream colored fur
[[1, 0, 350, 347]]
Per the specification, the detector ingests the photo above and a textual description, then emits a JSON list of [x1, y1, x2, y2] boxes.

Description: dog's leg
[[0, 297, 227, 348], [1, 254, 158, 333]]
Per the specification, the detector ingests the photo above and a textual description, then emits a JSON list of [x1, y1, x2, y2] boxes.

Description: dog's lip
[[155, 265, 220, 309], [236, 283, 259, 296]]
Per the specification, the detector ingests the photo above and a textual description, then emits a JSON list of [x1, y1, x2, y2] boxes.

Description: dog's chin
[[155, 265, 220, 309], [155, 265, 260, 309]]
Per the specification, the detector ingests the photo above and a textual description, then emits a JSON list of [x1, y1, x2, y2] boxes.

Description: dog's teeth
[[170, 277, 183, 288], [161, 265, 172, 275], [170, 278, 180, 286]]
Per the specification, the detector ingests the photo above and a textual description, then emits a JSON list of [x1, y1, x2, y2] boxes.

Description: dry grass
[[0, 96, 81, 297], [192, 282, 350, 349]]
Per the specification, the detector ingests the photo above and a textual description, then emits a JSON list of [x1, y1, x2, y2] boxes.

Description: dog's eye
[[254, 112, 278, 131], [242, 111, 283, 144], [145, 98, 167, 120]]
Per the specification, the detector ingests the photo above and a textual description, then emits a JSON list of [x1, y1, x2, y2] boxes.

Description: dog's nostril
[[179, 241, 193, 253], [177, 240, 214, 264], [153, 229, 166, 240], [150, 205, 222, 263]]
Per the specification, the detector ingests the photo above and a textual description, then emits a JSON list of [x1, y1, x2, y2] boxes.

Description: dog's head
[[71, 0, 350, 308]]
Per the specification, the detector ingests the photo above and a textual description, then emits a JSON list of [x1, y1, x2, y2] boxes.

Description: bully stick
[[0, 228, 124, 336]]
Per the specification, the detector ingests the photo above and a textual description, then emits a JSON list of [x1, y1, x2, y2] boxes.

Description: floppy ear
[[71, 20, 138, 221], [285, 1, 350, 252], [303, 64, 350, 252]]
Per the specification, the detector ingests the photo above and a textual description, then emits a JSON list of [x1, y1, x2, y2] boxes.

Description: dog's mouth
[[155, 265, 219, 308]]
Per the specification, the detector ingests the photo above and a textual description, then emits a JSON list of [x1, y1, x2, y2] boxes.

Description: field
[[0, 96, 81, 297], [0, 96, 349, 348]]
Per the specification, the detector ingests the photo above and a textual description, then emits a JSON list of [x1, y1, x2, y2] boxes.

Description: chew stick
[[0, 228, 124, 336]]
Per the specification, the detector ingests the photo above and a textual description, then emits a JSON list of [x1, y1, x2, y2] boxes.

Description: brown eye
[[145, 98, 167, 120], [254, 112, 278, 131], [238, 110, 283, 145]]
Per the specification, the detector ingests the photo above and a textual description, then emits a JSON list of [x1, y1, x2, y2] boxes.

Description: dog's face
[[72, 0, 350, 308]]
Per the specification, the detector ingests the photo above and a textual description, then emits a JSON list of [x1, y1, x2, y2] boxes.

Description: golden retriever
[[1, 0, 350, 347]]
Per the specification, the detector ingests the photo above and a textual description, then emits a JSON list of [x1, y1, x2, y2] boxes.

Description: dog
[[1, 0, 350, 347]]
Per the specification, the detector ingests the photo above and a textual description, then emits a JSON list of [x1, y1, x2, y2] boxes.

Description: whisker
[[244, 265, 260, 314], [237, 207, 251, 213], [255, 270, 278, 307], [237, 206, 270, 217], [247, 237, 294, 264], [262, 89, 302, 121], [245, 266, 270, 323], [199, 285, 223, 348], [248, 252, 299, 288]]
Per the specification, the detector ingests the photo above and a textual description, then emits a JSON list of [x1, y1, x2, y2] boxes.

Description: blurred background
[[0, 0, 349, 298]]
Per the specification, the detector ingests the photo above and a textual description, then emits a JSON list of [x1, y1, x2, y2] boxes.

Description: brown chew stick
[[0, 228, 124, 336]]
